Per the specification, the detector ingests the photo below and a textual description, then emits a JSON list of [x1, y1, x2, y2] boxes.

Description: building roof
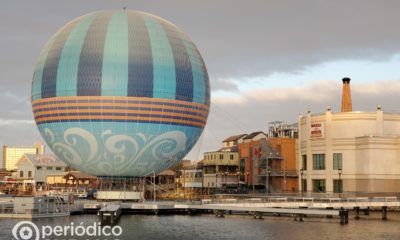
[[222, 134, 247, 142], [243, 131, 267, 140], [64, 171, 96, 180], [157, 170, 176, 176], [218, 146, 239, 152], [46, 173, 68, 177], [18, 154, 67, 167]]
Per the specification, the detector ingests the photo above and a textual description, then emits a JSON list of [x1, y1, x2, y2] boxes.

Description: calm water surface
[[1, 212, 400, 240]]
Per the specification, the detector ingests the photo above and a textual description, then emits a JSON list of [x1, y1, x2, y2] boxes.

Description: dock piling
[[354, 207, 360, 220], [364, 207, 370, 216], [339, 208, 349, 225], [382, 206, 387, 220]]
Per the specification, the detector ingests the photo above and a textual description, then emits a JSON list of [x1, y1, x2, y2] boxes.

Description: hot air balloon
[[31, 10, 210, 177]]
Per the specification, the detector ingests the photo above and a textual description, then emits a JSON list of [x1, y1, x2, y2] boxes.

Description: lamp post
[[300, 168, 304, 197], [236, 171, 241, 188], [281, 169, 287, 193], [246, 171, 250, 192], [153, 171, 156, 202], [266, 168, 269, 195], [215, 172, 220, 195], [338, 168, 342, 197], [224, 171, 228, 187]]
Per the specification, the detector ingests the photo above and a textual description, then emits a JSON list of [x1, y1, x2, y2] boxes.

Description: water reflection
[[1, 212, 400, 240]]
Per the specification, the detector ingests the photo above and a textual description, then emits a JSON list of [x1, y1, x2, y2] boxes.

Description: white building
[[181, 169, 203, 188], [16, 154, 67, 184], [298, 78, 400, 193]]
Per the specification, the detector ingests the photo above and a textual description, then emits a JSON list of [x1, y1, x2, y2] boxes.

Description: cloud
[[210, 77, 239, 92], [2, 1, 400, 162], [0, 118, 34, 126], [352, 80, 400, 95], [184, 79, 400, 159], [213, 80, 340, 105]]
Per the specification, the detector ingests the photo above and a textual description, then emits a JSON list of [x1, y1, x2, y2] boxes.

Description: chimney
[[341, 77, 352, 112]]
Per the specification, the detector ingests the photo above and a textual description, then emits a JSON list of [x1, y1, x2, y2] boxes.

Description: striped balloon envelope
[[31, 10, 210, 177]]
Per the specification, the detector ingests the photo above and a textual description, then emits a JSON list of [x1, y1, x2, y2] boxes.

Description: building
[[2, 143, 44, 171], [203, 150, 239, 189], [222, 134, 247, 150], [268, 138, 298, 192], [238, 131, 298, 193], [200, 134, 245, 190], [242, 132, 268, 143], [176, 163, 204, 198], [238, 136, 266, 185], [16, 154, 67, 185], [298, 78, 400, 193], [268, 121, 298, 138]]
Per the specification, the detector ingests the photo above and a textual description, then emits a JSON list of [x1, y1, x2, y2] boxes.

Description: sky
[[1, 0, 400, 164]]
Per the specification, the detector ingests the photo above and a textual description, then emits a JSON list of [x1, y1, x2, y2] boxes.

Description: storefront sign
[[310, 122, 325, 138]]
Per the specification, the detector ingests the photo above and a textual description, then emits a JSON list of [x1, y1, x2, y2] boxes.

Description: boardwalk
[[78, 195, 400, 224]]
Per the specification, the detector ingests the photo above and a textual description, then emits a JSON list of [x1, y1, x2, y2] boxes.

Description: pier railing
[[0, 196, 72, 216], [196, 195, 400, 206]]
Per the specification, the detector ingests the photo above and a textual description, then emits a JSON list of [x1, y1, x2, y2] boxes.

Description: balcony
[[258, 169, 298, 177]]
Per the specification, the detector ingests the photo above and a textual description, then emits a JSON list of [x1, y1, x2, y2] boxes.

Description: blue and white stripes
[[32, 10, 210, 105]]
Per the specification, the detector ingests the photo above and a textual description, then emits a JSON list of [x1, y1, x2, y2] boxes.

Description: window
[[313, 154, 325, 170], [56, 167, 62, 171], [20, 171, 23, 178], [220, 154, 223, 160], [333, 153, 342, 170], [47, 167, 52, 170], [28, 171, 32, 178], [302, 155, 307, 170], [230, 154, 234, 160], [37, 166, 42, 170], [333, 180, 343, 193], [312, 179, 326, 192]]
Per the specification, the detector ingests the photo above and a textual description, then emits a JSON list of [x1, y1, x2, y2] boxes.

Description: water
[[1, 212, 400, 240]]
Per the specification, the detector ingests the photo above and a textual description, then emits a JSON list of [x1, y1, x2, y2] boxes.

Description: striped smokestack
[[341, 77, 352, 112]]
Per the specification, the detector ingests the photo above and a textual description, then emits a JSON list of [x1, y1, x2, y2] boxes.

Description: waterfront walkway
[[81, 195, 400, 224], [2, 195, 399, 223]]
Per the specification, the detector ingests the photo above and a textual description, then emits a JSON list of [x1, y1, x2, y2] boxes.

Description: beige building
[[16, 154, 67, 184], [2, 143, 45, 170], [203, 134, 243, 189], [203, 150, 239, 188], [298, 78, 400, 193]]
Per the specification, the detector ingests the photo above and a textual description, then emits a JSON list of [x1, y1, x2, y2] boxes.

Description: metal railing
[[258, 169, 298, 177], [197, 194, 400, 205]]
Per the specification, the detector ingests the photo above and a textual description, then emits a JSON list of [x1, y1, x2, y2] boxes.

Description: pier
[[80, 195, 400, 224], [1, 195, 398, 225], [98, 204, 122, 225]]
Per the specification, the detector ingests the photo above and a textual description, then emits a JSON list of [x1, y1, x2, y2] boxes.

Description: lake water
[[2, 212, 400, 240]]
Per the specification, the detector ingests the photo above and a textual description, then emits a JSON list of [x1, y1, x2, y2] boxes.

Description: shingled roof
[[18, 154, 67, 167], [64, 171, 96, 180], [243, 131, 267, 140], [222, 134, 247, 142]]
